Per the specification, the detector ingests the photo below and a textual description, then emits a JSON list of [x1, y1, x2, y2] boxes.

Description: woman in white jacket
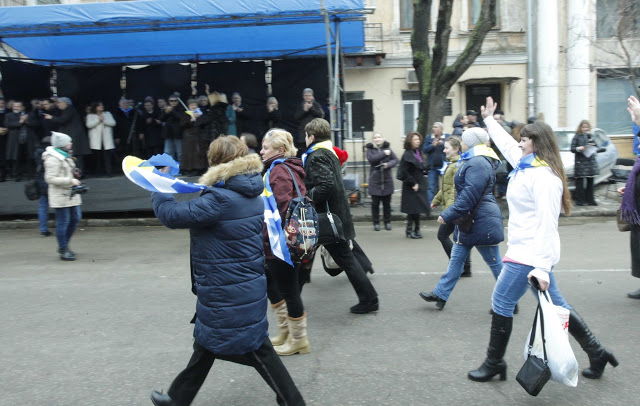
[[86, 101, 116, 176], [468, 97, 618, 383]]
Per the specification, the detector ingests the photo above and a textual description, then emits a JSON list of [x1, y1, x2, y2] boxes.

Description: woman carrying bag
[[366, 132, 398, 231], [260, 128, 311, 356], [468, 97, 617, 383]]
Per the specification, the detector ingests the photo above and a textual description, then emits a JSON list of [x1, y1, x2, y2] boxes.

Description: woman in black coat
[[44, 97, 90, 172], [397, 131, 430, 238], [366, 132, 398, 231], [571, 120, 602, 206]]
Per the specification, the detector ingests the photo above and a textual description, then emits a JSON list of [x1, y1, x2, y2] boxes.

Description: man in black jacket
[[294, 88, 324, 156], [303, 118, 378, 314]]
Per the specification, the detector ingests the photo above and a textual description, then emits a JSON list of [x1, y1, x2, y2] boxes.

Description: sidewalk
[[0, 182, 621, 230]]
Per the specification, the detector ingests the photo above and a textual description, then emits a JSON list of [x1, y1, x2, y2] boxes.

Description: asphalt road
[[1, 218, 637, 406]]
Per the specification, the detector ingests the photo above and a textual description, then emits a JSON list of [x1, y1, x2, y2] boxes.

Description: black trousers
[[167, 338, 305, 406], [323, 239, 377, 303], [631, 225, 640, 279], [371, 194, 392, 223], [574, 176, 595, 204], [265, 258, 304, 318], [437, 222, 471, 271]]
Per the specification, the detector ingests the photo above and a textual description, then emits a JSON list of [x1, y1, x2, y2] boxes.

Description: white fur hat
[[461, 127, 489, 148], [51, 131, 72, 148]]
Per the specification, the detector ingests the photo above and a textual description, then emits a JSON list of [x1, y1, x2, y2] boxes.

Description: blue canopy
[[0, 0, 367, 66]]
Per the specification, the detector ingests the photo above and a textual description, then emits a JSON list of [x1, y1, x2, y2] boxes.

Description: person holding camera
[[571, 120, 603, 206], [43, 132, 83, 261], [366, 132, 398, 231], [294, 89, 324, 155]]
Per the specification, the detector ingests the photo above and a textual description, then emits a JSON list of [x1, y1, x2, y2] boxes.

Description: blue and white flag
[[123, 154, 208, 193], [261, 158, 293, 266]]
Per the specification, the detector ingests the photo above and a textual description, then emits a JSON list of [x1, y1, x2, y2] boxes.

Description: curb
[[0, 207, 618, 230]]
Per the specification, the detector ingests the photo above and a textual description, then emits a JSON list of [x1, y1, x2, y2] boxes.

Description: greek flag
[[261, 158, 293, 266], [122, 154, 208, 194]]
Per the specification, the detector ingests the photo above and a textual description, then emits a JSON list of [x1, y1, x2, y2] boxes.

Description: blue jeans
[[433, 244, 502, 301], [55, 206, 82, 251], [38, 195, 50, 233], [164, 138, 183, 163], [427, 168, 440, 204], [492, 261, 571, 317]]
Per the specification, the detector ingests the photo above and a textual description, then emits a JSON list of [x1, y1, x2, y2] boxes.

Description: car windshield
[[555, 131, 573, 151]]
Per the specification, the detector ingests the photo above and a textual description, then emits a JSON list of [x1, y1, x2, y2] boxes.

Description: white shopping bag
[[523, 291, 578, 387]]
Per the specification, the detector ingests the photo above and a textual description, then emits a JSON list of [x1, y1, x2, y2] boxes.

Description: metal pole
[[321, 0, 335, 141], [527, 0, 535, 118], [333, 22, 341, 146]]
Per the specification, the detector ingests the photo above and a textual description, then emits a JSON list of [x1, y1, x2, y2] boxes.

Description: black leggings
[[371, 194, 392, 223], [265, 259, 304, 318], [167, 339, 305, 406]]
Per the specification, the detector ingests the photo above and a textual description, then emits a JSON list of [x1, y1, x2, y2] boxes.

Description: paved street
[[1, 218, 637, 406]]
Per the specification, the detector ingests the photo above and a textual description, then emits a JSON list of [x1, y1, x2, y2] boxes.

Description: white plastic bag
[[523, 291, 578, 387]]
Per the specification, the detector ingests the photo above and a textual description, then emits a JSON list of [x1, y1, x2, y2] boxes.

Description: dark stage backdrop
[[0, 60, 51, 105], [57, 66, 122, 113], [197, 61, 267, 137], [125, 64, 191, 104], [271, 58, 329, 138]]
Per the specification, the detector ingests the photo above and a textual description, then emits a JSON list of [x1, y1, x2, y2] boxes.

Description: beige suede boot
[[274, 313, 310, 356], [269, 300, 289, 346]]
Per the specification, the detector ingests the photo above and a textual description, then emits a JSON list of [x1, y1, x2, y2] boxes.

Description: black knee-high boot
[[568, 310, 618, 379], [468, 313, 512, 382]]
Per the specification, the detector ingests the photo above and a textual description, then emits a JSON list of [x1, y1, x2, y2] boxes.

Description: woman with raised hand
[[260, 128, 310, 356], [418, 127, 504, 310], [468, 97, 617, 383]]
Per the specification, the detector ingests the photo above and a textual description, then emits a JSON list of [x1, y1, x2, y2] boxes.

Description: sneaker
[[60, 249, 76, 261], [41, 231, 52, 237]]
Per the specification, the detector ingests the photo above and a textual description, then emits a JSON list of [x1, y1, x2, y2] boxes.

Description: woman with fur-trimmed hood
[[150, 136, 305, 406]]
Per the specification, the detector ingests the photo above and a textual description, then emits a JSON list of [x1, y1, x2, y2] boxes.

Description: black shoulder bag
[[317, 202, 346, 246], [516, 298, 552, 396]]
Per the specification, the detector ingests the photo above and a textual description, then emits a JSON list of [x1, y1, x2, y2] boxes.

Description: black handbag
[[24, 180, 39, 201], [516, 301, 552, 397], [317, 202, 346, 245]]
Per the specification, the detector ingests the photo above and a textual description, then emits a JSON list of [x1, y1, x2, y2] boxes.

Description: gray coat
[[366, 141, 398, 196], [570, 132, 599, 178]]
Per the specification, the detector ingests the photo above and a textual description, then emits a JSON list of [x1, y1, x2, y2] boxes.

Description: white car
[[555, 128, 618, 189]]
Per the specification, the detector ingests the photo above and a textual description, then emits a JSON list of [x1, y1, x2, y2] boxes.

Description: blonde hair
[[263, 128, 297, 157], [267, 96, 278, 107], [207, 135, 247, 166], [208, 92, 221, 106]]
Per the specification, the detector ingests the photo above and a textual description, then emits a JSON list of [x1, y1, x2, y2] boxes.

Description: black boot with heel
[[468, 313, 513, 382], [568, 310, 618, 379]]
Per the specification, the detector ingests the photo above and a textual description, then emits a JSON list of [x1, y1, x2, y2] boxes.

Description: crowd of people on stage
[[0, 87, 325, 182]]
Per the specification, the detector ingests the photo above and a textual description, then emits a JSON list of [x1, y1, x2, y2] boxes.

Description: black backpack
[[279, 164, 319, 262]]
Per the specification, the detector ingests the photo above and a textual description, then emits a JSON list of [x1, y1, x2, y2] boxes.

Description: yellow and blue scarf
[[261, 158, 293, 266], [508, 153, 549, 179], [301, 140, 338, 166], [457, 144, 501, 166]]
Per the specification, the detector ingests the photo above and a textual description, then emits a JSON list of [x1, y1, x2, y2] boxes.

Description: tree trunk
[[412, 0, 496, 136]]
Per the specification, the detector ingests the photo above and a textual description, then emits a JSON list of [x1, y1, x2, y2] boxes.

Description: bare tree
[[593, 0, 640, 98], [411, 0, 497, 135]]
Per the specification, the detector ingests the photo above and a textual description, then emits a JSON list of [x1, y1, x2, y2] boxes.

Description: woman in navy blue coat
[[150, 136, 304, 406], [419, 127, 504, 310]]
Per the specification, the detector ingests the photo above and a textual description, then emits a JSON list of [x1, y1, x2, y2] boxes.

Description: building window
[[402, 91, 420, 138], [469, 0, 500, 29], [400, 0, 414, 30], [345, 91, 365, 140], [596, 0, 640, 38], [597, 76, 636, 135]]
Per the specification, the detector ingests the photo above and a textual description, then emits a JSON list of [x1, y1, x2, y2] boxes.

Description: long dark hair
[[520, 122, 572, 215]]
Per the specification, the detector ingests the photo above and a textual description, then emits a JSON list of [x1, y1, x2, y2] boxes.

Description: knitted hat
[[461, 127, 489, 148], [51, 131, 72, 148]]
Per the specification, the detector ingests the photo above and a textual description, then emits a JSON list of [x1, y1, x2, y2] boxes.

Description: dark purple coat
[[366, 141, 398, 196]]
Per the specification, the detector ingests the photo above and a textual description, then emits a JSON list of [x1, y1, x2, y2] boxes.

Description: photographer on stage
[[43, 131, 84, 261]]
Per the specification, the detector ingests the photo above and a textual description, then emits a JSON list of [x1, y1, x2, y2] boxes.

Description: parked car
[[554, 128, 618, 189]]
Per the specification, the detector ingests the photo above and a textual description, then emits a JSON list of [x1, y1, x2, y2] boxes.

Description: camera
[[70, 184, 89, 199]]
